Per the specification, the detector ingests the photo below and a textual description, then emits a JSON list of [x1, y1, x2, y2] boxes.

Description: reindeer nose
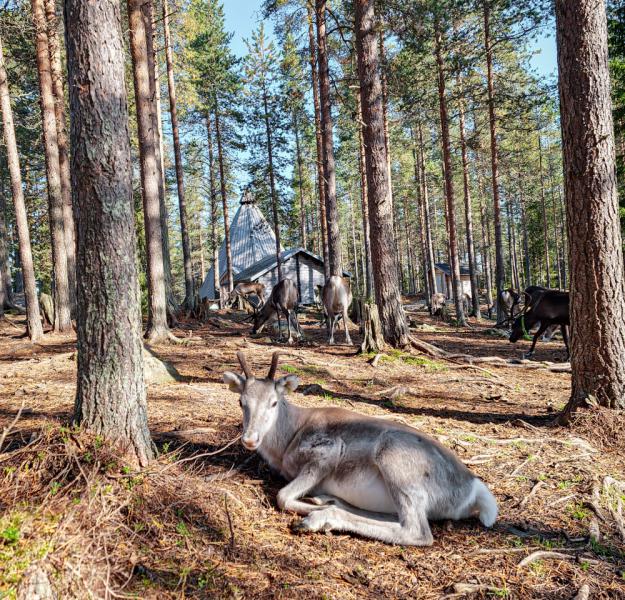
[[242, 433, 260, 450]]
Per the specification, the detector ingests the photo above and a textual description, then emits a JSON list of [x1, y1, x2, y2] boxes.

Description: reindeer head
[[223, 352, 299, 451]]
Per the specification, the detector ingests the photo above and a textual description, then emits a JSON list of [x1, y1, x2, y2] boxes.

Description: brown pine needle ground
[[1, 307, 624, 599]]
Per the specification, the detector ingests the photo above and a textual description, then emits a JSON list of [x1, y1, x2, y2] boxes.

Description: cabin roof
[[234, 247, 351, 283], [434, 262, 472, 277]]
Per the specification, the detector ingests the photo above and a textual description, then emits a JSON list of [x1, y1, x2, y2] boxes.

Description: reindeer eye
[[238, 397, 242, 407], [270, 400, 278, 408]]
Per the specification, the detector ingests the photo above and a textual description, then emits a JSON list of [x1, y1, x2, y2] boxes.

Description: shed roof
[[234, 247, 351, 283], [434, 262, 472, 277]]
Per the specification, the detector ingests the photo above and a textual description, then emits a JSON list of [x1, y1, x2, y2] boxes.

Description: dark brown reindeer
[[509, 289, 570, 359], [252, 278, 302, 344], [223, 351, 498, 546]]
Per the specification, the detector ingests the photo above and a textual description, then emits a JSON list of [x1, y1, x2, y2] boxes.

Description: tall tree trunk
[[418, 122, 437, 296], [293, 111, 308, 249], [458, 92, 481, 319], [0, 41, 41, 340], [213, 96, 233, 297], [355, 0, 409, 347], [44, 0, 76, 314], [205, 112, 219, 302], [349, 193, 361, 294], [356, 92, 373, 298], [556, 0, 625, 415], [479, 195, 493, 309], [316, 0, 342, 277], [162, 0, 194, 308], [66, 0, 153, 466], [151, 23, 177, 318], [484, 0, 505, 321], [128, 0, 172, 343], [538, 133, 552, 287], [0, 188, 14, 309], [32, 0, 71, 332], [517, 169, 531, 287], [378, 29, 399, 282], [307, 6, 330, 278], [411, 127, 431, 301], [547, 152, 563, 289], [434, 25, 466, 325], [261, 83, 282, 281]]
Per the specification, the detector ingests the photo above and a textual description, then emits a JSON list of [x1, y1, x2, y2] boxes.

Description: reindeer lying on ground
[[509, 289, 569, 359], [223, 352, 498, 546], [252, 279, 302, 344], [321, 276, 352, 345], [227, 282, 266, 309]]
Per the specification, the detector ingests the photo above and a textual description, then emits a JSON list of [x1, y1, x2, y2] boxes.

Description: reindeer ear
[[223, 371, 245, 393], [276, 375, 299, 393]]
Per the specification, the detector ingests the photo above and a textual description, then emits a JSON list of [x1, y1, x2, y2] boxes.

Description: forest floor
[[1, 303, 624, 599]]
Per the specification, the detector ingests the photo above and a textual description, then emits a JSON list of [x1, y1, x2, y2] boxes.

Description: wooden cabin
[[433, 262, 473, 299]]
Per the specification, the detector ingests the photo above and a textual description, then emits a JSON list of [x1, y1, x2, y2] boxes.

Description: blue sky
[[223, 1, 559, 77]]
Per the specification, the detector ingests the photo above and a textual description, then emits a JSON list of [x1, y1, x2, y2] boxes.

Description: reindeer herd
[[216, 278, 568, 546], [224, 274, 570, 361]]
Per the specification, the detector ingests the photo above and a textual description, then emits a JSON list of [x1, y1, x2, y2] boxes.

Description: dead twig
[[517, 480, 546, 508], [518, 550, 601, 568], [0, 399, 26, 452]]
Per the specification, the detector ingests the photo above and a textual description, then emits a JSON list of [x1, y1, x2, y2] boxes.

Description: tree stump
[[359, 302, 385, 354]]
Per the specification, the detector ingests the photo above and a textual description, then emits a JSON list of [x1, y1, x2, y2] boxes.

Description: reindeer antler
[[237, 351, 254, 379], [267, 351, 283, 380]]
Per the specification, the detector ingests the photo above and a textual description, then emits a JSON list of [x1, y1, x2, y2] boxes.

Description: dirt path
[[1, 310, 624, 599]]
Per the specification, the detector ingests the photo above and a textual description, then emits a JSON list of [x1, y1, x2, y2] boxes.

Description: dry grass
[[1, 309, 624, 599]]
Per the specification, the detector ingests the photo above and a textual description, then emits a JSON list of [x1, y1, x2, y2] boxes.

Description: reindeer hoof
[[523, 352, 534, 360], [292, 508, 337, 533]]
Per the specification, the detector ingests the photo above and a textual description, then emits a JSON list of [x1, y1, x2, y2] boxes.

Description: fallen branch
[[574, 584, 590, 600], [517, 480, 546, 508], [518, 550, 601, 568], [0, 399, 26, 452]]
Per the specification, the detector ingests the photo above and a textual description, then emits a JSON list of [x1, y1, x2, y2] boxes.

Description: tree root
[[409, 335, 571, 373]]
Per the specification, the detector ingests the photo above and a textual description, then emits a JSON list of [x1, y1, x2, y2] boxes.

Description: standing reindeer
[[223, 352, 498, 546], [321, 276, 352, 345], [252, 279, 302, 344], [227, 282, 266, 309], [509, 289, 569, 359]]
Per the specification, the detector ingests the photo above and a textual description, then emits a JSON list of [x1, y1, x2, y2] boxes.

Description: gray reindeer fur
[[321, 276, 352, 345], [223, 352, 498, 546]]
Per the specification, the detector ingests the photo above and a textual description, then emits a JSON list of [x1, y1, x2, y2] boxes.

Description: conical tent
[[199, 192, 280, 299]]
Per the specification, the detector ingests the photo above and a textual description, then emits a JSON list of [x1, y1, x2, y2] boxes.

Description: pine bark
[[538, 134, 552, 287], [484, 1, 505, 321], [307, 6, 329, 278], [213, 96, 233, 296], [128, 0, 171, 342], [356, 91, 373, 298], [162, 0, 194, 308], [0, 189, 13, 309], [434, 25, 466, 325], [316, 0, 342, 277], [355, 0, 409, 347], [205, 112, 220, 302], [411, 127, 430, 301], [418, 123, 437, 296], [44, 0, 76, 313], [32, 0, 71, 332], [293, 111, 308, 249], [556, 0, 625, 414], [65, 0, 153, 466], [458, 93, 481, 319], [151, 24, 178, 318], [261, 82, 282, 280]]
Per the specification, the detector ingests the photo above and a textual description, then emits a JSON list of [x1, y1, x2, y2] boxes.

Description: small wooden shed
[[433, 262, 473, 299], [233, 248, 348, 305]]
